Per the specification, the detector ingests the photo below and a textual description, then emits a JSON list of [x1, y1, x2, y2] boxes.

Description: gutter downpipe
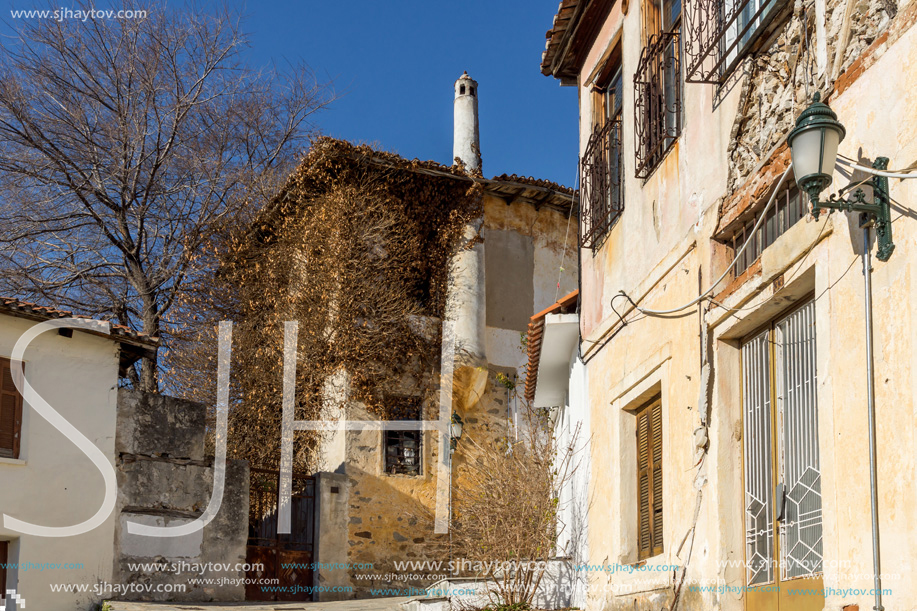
[[861, 219, 884, 611]]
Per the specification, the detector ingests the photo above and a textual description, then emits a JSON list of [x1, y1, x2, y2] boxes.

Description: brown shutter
[[651, 399, 664, 556], [637, 396, 663, 560], [637, 408, 652, 559], [0, 540, 7, 594], [0, 358, 24, 459]]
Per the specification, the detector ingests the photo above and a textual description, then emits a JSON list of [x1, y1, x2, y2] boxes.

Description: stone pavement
[[106, 596, 415, 611]]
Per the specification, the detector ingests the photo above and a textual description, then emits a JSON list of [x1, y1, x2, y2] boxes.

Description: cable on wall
[[616, 164, 794, 317], [837, 154, 917, 179]]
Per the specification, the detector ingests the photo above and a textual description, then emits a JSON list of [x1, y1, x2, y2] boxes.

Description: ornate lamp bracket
[[809, 158, 895, 261]]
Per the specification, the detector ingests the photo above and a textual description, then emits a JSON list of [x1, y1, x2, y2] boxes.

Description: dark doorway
[[245, 468, 316, 601]]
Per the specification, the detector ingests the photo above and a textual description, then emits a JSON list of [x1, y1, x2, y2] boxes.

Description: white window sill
[[0, 457, 26, 466]]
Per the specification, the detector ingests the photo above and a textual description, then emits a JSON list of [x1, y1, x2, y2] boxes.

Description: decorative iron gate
[[742, 300, 823, 610], [245, 467, 316, 601]]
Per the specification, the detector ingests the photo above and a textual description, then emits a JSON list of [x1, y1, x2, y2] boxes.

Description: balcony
[[580, 119, 624, 250], [684, 0, 787, 83], [634, 31, 682, 179]]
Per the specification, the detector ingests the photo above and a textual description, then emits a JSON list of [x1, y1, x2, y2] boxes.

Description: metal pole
[[861, 222, 884, 611]]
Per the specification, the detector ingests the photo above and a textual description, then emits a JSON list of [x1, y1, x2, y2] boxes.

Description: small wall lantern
[[788, 92, 895, 261], [450, 412, 464, 452]]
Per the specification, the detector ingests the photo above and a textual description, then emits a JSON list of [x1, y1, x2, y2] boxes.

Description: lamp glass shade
[[790, 125, 840, 181], [451, 420, 463, 440]]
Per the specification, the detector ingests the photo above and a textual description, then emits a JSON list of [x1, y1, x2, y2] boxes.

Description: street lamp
[[788, 92, 895, 261], [790, 92, 892, 611], [450, 412, 464, 452]]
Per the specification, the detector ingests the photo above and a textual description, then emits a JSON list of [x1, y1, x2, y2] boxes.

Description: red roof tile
[[525, 290, 579, 404], [0, 297, 159, 347]]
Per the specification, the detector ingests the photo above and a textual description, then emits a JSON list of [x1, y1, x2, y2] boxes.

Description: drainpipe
[[860, 218, 884, 611]]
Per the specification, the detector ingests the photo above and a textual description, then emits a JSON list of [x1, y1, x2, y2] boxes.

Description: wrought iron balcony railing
[[634, 31, 682, 179], [684, 0, 787, 83], [580, 119, 624, 250]]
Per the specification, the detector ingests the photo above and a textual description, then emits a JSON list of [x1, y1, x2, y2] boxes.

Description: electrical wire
[[618, 163, 793, 316], [555, 165, 580, 303], [837, 155, 917, 179]]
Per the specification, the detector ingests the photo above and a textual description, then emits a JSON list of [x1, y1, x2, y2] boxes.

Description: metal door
[[743, 300, 824, 611], [245, 468, 315, 601]]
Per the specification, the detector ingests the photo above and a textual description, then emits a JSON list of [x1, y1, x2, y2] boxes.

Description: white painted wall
[[554, 349, 590, 609], [0, 313, 121, 611]]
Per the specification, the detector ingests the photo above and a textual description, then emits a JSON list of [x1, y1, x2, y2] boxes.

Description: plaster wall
[[334, 193, 578, 596], [570, 0, 917, 609], [0, 314, 120, 611]]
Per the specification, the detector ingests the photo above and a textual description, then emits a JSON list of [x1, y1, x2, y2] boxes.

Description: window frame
[[727, 182, 805, 279], [0, 540, 7, 596], [382, 395, 424, 477], [635, 394, 664, 560], [634, 0, 683, 179], [0, 357, 24, 460], [580, 45, 626, 251]]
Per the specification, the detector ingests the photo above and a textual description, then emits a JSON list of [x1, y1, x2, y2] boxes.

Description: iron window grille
[[384, 395, 423, 476], [728, 184, 804, 277], [684, 0, 788, 83], [634, 31, 682, 179], [579, 118, 624, 250], [385, 430, 422, 475]]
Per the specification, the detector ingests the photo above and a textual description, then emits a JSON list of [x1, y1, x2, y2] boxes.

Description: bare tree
[[451, 399, 579, 607], [0, 3, 332, 390]]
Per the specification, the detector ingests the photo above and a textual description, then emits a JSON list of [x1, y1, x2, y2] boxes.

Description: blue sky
[[0, 0, 579, 185], [243, 1, 579, 185]]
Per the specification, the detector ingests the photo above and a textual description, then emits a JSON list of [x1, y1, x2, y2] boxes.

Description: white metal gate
[[775, 301, 822, 580], [742, 300, 822, 586]]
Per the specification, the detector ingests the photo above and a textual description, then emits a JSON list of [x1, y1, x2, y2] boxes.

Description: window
[[0, 541, 7, 598], [634, 0, 682, 178], [0, 358, 23, 460], [742, 300, 822, 592], [722, 0, 781, 71], [684, 0, 788, 82], [580, 46, 624, 250], [384, 396, 422, 476], [636, 395, 663, 560], [728, 183, 804, 277]]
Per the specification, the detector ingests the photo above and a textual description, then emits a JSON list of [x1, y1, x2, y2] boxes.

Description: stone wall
[[727, 0, 897, 192], [112, 389, 249, 602]]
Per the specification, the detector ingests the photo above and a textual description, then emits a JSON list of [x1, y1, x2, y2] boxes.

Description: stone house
[[245, 74, 581, 598], [536, 0, 917, 610]]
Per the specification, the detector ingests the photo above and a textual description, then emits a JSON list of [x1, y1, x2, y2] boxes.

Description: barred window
[[580, 53, 624, 250], [729, 184, 804, 277], [384, 396, 423, 476], [685, 0, 789, 83], [634, 0, 682, 179]]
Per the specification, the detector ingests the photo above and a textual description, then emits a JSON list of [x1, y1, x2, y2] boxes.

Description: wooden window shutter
[[0, 358, 24, 459], [650, 399, 664, 556], [0, 540, 7, 594], [637, 395, 663, 560], [636, 409, 652, 558]]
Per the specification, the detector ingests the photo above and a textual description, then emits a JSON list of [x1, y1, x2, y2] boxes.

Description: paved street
[[107, 597, 415, 611]]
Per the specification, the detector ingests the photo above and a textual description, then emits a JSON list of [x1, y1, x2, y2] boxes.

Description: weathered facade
[[0, 299, 157, 611], [539, 0, 917, 609], [251, 75, 580, 598], [113, 389, 250, 603]]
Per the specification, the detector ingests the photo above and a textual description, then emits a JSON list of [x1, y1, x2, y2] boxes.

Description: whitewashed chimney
[[453, 71, 481, 173]]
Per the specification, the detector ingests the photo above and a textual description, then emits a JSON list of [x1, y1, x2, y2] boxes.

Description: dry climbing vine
[[169, 138, 482, 471]]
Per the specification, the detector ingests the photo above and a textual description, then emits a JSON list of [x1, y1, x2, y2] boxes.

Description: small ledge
[[0, 457, 27, 466]]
